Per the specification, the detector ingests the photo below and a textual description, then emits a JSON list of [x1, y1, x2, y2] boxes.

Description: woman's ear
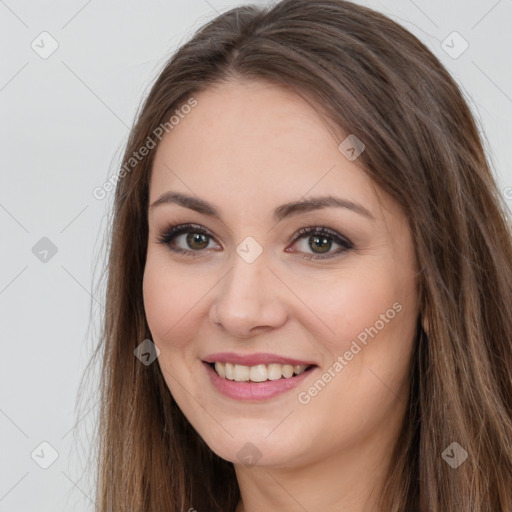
[[422, 312, 429, 336], [420, 308, 429, 336]]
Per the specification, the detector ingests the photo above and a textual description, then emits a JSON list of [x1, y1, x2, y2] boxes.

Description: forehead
[[150, 79, 379, 212]]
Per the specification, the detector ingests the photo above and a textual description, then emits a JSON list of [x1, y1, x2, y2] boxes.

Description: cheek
[[299, 269, 417, 409], [290, 267, 402, 357], [142, 256, 202, 347], [291, 275, 416, 449], [142, 258, 204, 403]]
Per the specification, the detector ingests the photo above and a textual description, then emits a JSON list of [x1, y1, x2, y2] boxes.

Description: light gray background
[[1, 0, 511, 510]]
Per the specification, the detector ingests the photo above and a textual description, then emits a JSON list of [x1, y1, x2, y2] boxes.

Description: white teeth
[[282, 364, 294, 378], [267, 364, 282, 381], [212, 362, 309, 382], [234, 364, 250, 381], [249, 364, 267, 382], [215, 362, 226, 378], [225, 362, 234, 380]]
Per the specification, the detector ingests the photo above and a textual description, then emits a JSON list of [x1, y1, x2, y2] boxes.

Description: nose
[[209, 253, 288, 339]]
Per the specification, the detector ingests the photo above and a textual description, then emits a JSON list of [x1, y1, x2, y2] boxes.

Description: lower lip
[[203, 362, 316, 401]]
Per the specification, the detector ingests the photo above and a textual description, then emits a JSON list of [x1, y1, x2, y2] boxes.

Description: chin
[[197, 423, 312, 468]]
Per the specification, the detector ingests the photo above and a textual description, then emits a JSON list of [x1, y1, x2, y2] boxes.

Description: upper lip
[[203, 352, 317, 367]]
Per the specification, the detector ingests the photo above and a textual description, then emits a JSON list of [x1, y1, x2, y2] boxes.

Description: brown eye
[[185, 232, 210, 250], [308, 235, 332, 254], [157, 223, 219, 257], [292, 226, 353, 260]]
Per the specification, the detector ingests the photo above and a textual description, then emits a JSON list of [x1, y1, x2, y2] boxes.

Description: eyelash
[[156, 223, 353, 260]]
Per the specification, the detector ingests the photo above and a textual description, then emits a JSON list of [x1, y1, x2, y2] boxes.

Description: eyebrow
[[149, 192, 375, 222]]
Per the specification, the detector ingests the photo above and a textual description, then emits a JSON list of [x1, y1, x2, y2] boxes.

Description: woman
[[90, 0, 512, 510]]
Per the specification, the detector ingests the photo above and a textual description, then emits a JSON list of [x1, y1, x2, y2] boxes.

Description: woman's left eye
[[156, 223, 353, 260], [290, 226, 353, 260]]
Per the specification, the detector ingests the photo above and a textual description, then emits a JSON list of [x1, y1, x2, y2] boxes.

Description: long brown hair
[[85, 0, 512, 510]]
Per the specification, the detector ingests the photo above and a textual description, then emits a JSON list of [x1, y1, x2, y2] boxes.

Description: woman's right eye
[[156, 223, 219, 257]]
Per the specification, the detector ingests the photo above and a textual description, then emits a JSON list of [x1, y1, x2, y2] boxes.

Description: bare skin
[[143, 79, 420, 512]]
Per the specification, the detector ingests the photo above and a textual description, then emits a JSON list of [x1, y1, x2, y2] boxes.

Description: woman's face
[[143, 79, 419, 469]]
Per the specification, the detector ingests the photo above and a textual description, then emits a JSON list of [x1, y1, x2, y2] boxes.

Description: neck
[[233, 417, 401, 512]]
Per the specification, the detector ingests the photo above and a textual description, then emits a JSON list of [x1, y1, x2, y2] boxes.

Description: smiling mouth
[[208, 361, 316, 382]]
